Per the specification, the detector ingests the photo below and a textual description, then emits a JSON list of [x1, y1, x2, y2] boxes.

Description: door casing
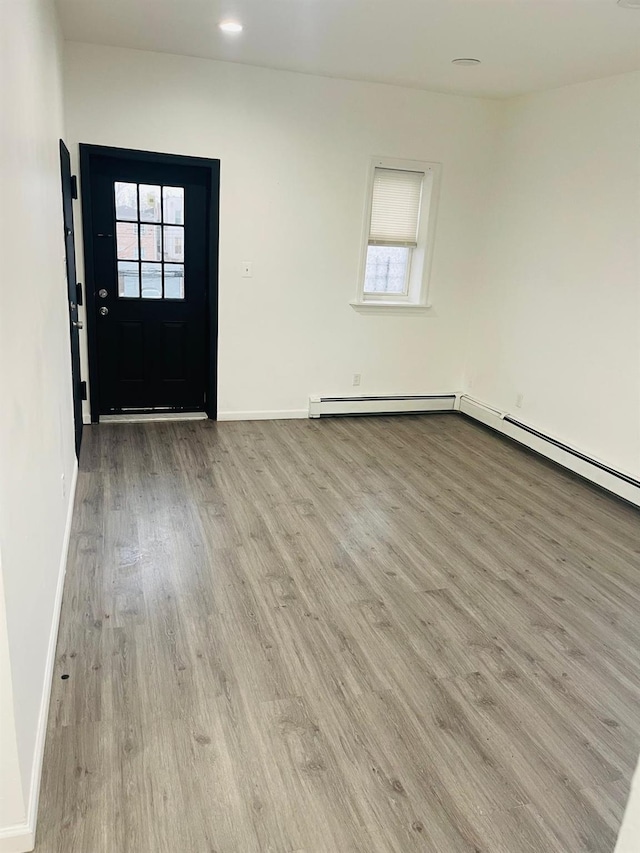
[[60, 139, 84, 456], [79, 144, 220, 422]]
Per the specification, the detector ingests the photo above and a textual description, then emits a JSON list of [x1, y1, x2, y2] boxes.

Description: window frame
[[114, 180, 186, 301], [353, 156, 442, 310]]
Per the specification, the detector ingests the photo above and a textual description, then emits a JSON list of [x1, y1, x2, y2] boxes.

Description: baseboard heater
[[309, 394, 456, 418], [459, 395, 640, 508]]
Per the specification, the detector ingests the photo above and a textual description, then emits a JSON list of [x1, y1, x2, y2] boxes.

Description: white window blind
[[368, 168, 424, 248]]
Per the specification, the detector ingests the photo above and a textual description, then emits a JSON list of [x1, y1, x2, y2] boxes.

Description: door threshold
[[101, 412, 208, 424]]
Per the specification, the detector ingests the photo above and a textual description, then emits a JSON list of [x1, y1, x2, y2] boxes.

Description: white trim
[[355, 156, 442, 309], [100, 412, 207, 424], [0, 460, 79, 853], [309, 394, 456, 418], [217, 409, 308, 422], [615, 757, 640, 852], [28, 459, 78, 844], [459, 395, 640, 508], [82, 413, 91, 425], [0, 824, 34, 853], [458, 395, 504, 426], [350, 301, 433, 315]]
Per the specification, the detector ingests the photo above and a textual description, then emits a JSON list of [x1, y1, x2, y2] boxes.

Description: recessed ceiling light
[[219, 20, 243, 33], [452, 58, 481, 67], [618, 0, 640, 6]]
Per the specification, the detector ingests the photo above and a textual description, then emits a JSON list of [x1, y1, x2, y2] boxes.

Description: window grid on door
[[114, 182, 185, 300]]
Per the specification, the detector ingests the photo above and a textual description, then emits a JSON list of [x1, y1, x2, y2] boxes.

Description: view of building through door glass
[[115, 182, 185, 299]]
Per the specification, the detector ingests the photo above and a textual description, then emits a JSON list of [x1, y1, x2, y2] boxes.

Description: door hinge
[[80, 381, 87, 401], [71, 175, 78, 199], [76, 281, 83, 306]]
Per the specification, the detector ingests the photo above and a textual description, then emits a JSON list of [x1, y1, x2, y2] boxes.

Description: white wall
[[0, 0, 76, 848], [63, 42, 499, 419], [465, 72, 640, 478], [617, 758, 640, 852], [0, 557, 26, 836]]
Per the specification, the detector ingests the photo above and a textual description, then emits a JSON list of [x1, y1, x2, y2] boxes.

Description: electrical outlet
[[241, 261, 253, 278], [515, 393, 524, 409], [352, 373, 361, 387]]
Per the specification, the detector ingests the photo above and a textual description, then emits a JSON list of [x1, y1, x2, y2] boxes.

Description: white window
[[353, 157, 441, 309]]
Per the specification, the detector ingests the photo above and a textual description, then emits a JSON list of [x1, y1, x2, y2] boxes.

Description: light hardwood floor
[[35, 414, 640, 852]]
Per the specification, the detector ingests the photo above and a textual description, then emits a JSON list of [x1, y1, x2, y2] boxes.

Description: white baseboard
[[309, 394, 456, 418], [459, 395, 640, 508], [0, 460, 79, 853], [0, 825, 34, 853], [615, 757, 640, 852], [217, 409, 308, 421]]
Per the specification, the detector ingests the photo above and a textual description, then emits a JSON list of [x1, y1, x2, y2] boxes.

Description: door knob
[[72, 320, 83, 329], [99, 306, 109, 316], [98, 288, 108, 298]]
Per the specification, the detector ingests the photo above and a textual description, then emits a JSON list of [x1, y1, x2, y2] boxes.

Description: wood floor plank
[[34, 415, 640, 852]]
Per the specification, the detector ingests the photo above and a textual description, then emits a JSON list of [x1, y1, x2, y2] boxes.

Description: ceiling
[[56, 0, 640, 99]]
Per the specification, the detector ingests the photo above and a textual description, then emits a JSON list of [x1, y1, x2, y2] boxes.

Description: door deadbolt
[[99, 306, 109, 316], [98, 288, 108, 298]]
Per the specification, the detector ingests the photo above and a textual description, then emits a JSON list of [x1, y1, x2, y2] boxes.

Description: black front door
[[81, 147, 219, 416], [60, 140, 83, 457]]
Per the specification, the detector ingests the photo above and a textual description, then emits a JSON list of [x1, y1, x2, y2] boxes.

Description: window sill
[[350, 300, 433, 315]]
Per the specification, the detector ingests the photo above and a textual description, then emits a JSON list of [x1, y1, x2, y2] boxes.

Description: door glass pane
[[139, 185, 161, 222], [140, 224, 162, 261], [164, 264, 185, 299], [116, 222, 138, 260], [163, 226, 184, 262], [114, 182, 138, 220], [115, 183, 189, 300], [163, 186, 184, 225], [141, 262, 162, 299], [118, 261, 140, 298]]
